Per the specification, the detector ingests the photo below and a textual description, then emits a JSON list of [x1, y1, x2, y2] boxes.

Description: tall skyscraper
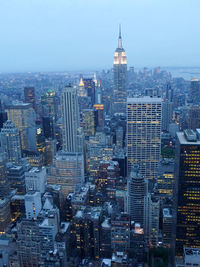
[[175, 129, 200, 257], [62, 85, 81, 152], [24, 87, 36, 111], [190, 79, 200, 105], [162, 83, 174, 132], [113, 25, 127, 115], [127, 96, 162, 180], [6, 102, 37, 151], [127, 166, 148, 227], [0, 120, 22, 164]]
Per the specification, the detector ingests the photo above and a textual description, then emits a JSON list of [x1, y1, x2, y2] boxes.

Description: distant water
[[163, 67, 200, 80]]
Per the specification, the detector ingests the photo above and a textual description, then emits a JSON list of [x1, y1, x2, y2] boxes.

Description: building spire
[[118, 24, 122, 49]]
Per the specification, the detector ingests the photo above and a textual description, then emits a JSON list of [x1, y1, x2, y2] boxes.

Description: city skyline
[[1, 0, 200, 72]]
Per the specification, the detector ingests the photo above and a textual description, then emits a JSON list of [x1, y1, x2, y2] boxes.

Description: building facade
[[127, 96, 162, 180]]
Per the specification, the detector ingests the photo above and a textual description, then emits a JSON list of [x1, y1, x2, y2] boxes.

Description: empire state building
[[113, 26, 127, 115]]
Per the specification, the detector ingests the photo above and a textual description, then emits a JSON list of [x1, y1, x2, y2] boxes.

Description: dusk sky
[[0, 0, 200, 72]]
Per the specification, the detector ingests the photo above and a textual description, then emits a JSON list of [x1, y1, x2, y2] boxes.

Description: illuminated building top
[[114, 25, 127, 65]]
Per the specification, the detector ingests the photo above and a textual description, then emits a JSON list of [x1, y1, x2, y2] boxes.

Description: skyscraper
[[0, 120, 22, 164], [175, 129, 200, 257], [24, 87, 36, 111], [62, 85, 81, 152], [127, 96, 162, 180], [190, 79, 200, 105], [127, 166, 148, 227], [113, 25, 127, 115]]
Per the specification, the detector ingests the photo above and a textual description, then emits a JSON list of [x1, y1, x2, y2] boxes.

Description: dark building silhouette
[[0, 100, 7, 130], [42, 116, 55, 139], [84, 79, 95, 106]]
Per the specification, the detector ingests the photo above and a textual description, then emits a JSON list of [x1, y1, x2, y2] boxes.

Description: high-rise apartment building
[[0, 120, 22, 164], [24, 87, 36, 111], [127, 96, 162, 180], [6, 102, 37, 151], [113, 26, 127, 115], [175, 129, 200, 257], [62, 85, 82, 152]]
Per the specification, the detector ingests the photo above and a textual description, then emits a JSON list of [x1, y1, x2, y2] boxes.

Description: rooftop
[[177, 131, 200, 145], [127, 96, 162, 104]]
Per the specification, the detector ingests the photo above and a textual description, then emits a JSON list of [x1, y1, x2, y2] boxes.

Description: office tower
[[94, 104, 104, 128], [82, 109, 96, 137], [0, 154, 9, 198], [84, 78, 96, 105], [162, 101, 173, 132], [127, 166, 148, 227], [95, 80, 102, 105], [62, 85, 82, 152], [175, 129, 200, 257], [41, 90, 58, 121], [25, 167, 46, 194], [166, 83, 173, 102], [113, 25, 127, 115], [24, 87, 36, 110], [162, 83, 174, 132], [6, 102, 37, 151], [127, 96, 162, 180], [25, 191, 42, 220], [0, 198, 11, 232], [0, 120, 22, 164], [190, 79, 200, 105], [0, 100, 7, 130], [47, 151, 84, 197]]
